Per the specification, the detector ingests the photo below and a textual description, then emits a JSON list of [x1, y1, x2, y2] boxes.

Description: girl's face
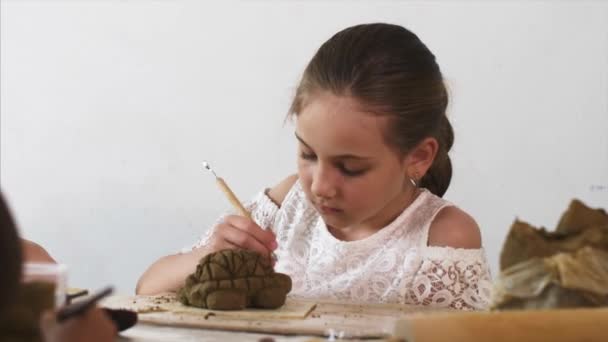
[[296, 92, 415, 235]]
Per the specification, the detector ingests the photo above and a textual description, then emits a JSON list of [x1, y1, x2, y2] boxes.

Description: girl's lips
[[318, 204, 342, 214]]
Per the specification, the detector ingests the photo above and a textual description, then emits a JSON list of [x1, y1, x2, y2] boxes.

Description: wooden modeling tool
[[203, 161, 251, 219], [203, 161, 277, 261]]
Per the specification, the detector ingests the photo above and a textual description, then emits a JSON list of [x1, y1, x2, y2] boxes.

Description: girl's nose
[[311, 166, 338, 199]]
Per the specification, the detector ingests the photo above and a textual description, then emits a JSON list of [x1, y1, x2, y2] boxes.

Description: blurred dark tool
[[66, 288, 89, 303], [103, 308, 138, 332], [56, 286, 113, 322]]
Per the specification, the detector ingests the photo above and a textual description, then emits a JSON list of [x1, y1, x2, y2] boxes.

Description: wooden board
[[394, 307, 608, 342], [103, 293, 316, 319], [103, 294, 438, 338]]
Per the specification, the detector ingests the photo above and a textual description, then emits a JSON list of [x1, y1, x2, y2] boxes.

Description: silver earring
[[410, 171, 420, 188]]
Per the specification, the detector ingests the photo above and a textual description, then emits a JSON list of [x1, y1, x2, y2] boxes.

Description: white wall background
[[1, 0, 607, 294]]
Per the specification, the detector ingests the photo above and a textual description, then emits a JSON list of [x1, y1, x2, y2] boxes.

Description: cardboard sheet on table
[[102, 293, 316, 320]]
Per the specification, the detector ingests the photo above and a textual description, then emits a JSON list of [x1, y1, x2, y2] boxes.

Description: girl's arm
[[136, 215, 277, 295], [135, 246, 210, 295], [136, 174, 299, 295]]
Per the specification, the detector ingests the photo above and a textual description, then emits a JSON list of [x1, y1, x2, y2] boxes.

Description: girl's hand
[[136, 214, 280, 295], [206, 215, 278, 257]]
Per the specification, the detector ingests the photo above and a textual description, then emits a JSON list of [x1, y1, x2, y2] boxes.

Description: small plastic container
[[22, 262, 68, 307]]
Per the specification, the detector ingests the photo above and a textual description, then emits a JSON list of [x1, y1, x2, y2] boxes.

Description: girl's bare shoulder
[[266, 174, 299, 207], [427, 206, 482, 249]]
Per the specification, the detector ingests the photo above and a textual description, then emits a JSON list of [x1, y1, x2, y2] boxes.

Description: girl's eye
[[338, 164, 367, 177], [299, 151, 367, 177], [300, 152, 317, 160]]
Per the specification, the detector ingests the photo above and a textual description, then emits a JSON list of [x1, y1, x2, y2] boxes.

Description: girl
[[138, 23, 492, 310]]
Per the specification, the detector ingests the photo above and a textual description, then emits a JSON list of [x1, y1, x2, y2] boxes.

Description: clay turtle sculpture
[[178, 249, 292, 310]]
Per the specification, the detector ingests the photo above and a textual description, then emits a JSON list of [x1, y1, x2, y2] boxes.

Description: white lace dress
[[190, 180, 492, 310]]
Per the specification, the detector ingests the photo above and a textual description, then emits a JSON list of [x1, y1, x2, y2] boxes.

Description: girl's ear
[[404, 137, 439, 181]]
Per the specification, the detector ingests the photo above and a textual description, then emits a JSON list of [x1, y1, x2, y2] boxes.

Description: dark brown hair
[[289, 23, 454, 197], [0, 192, 23, 311]]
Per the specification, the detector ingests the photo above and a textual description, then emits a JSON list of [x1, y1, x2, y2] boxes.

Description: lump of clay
[[492, 199, 608, 310], [178, 249, 292, 310], [492, 247, 608, 310], [500, 199, 608, 270], [555, 199, 608, 235]]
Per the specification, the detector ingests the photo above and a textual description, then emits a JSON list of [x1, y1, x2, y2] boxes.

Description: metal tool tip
[[202, 161, 218, 177]]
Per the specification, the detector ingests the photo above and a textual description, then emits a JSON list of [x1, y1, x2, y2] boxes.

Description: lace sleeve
[[179, 190, 280, 253], [403, 247, 493, 311]]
